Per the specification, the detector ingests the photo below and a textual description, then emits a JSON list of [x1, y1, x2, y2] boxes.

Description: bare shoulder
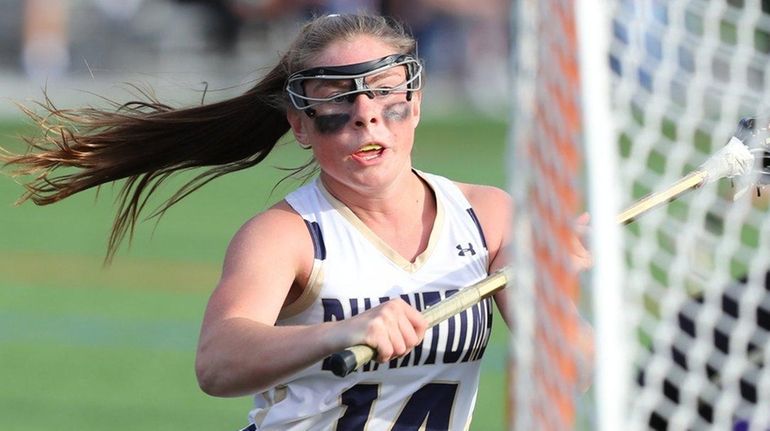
[[225, 200, 313, 275], [235, 200, 309, 242], [454, 182, 513, 222], [454, 182, 513, 265], [212, 199, 315, 323]]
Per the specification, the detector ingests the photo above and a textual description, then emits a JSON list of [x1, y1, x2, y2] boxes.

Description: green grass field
[[0, 114, 510, 431]]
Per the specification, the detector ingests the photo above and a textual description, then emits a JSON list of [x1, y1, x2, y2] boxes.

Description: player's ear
[[409, 91, 422, 127], [287, 109, 310, 147]]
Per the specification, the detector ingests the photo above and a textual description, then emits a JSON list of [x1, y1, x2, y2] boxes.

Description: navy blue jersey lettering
[[320, 289, 492, 371], [337, 384, 379, 430], [392, 383, 458, 430], [461, 302, 484, 363]]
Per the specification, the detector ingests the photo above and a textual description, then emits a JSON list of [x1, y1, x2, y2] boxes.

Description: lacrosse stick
[[328, 119, 764, 377], [617, 118, 760, 224]]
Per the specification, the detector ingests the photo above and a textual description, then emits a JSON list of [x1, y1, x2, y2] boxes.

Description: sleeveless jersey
[[248, 171, 493, 431]]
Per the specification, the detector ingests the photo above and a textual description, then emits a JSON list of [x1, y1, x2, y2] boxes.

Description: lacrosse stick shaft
[[616, 170, 708, 225], [328, 269, 510, 377], [330, 166, 725, 377]]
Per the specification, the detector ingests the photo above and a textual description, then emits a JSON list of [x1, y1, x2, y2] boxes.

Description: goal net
[[508, 1, 770, 430]]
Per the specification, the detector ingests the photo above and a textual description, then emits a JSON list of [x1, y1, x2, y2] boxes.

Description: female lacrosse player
[[4, 14, 590, 430], [194, 15, 513, 430]]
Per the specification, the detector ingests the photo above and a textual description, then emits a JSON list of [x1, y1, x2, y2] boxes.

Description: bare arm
[[459, 183, 514, 326], [460, 184, 592, 324], [462, 183, 594, 389], [195, 202, 427, 397]]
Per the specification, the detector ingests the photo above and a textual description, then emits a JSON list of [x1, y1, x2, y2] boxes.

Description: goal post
[[508, 0, 605, 428], [509, 1, 770, 430], [575, 1, 628, 431]]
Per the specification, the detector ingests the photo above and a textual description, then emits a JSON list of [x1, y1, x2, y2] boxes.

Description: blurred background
[[0, 0, 510, 117], [0, 1, 511, 430]]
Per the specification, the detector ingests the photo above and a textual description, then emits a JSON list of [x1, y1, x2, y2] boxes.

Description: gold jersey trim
[[317, 171, 445, 273]]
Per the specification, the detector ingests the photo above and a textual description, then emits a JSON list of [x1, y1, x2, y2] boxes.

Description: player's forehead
[[307, 34, 401, 69]]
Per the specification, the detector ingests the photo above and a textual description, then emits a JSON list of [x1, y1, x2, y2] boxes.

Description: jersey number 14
[[337, 382, 458, 430]]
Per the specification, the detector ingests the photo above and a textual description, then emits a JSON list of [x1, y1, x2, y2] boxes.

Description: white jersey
[[248, 171, 493, 431]]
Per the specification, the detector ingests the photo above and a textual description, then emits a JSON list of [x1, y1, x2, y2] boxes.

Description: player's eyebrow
[[366, 70, 403, 85]]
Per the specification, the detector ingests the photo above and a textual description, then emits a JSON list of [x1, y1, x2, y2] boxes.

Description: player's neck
[[321, 170, 437, 262], [320, 169, 428, 220]]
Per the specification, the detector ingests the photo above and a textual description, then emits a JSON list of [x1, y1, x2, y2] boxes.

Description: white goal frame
[[509, 1, 770, 430]]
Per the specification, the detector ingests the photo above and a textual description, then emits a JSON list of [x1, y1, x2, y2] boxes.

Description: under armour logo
[[456, 243, 476, 256]]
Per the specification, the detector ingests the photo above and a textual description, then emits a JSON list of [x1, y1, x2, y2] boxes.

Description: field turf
[[0, 115, 509, 430]]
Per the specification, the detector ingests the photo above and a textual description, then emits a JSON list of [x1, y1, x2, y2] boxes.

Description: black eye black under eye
[[314, 113, 351, 134]]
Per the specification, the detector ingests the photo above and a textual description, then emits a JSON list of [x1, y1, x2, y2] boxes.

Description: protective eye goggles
[[286, 54, 423, 116]]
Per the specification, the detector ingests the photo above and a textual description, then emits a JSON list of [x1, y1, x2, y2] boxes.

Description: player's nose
[[350, 93, 380, 129]]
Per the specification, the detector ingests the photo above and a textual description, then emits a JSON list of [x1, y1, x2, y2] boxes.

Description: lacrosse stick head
[[724, 117, 770, 200], [734, 117, 770, 185]]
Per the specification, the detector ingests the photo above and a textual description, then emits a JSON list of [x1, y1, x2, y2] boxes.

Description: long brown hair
[[2, 14, 417, 261]]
